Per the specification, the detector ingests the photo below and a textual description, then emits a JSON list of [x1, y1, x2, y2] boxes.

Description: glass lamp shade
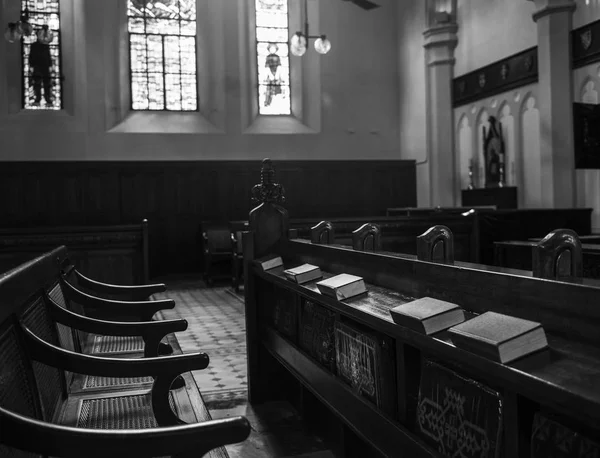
[[37, 25, 54, 44], [4, 23, 22, 43], [290, 32, 307, 56], [18, 20, 34, 37], [314, 36, 331, 54]]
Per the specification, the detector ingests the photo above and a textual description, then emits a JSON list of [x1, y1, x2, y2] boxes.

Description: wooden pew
[[0, 247, 250, 457], [230, 214, 478, 290], [243, 159, 600, 458], [494, 239, 600, 279], [0, 220, 151, 284]]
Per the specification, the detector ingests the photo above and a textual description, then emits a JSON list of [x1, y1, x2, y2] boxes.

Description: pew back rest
[[0, 221, 150, 285], [0, 249, 72, 456]]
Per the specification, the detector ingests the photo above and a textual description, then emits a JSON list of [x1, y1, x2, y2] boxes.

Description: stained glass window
[[127, 0, 197, 111], [21, 0, 63, 110], [256, 0, 291, 115]]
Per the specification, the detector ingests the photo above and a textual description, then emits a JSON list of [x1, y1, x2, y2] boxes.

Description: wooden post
[[244, 158, 290, 403], [142, 219, 150, 284]]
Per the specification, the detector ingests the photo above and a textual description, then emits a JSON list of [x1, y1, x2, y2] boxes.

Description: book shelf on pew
[[243, 159, 600, 458], [249, 260, 600, 458]]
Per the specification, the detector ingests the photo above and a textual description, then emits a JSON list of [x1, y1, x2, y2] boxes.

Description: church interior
[[1, 0, 600, 457]]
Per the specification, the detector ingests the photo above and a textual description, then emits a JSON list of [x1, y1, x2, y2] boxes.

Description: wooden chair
[[416, 225, 455, 264], [310, 221, 335, 245], [533, 229, 583, 281], [0, 248, 250, 457], [200, 222, 234, 286], [351, 223, 382, 251], [230, 221, 249, 293]]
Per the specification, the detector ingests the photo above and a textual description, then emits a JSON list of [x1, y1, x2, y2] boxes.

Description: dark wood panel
[[572, 19, 600, 69], [0, 223, 148, 284], [453, 47, 538, 108], [0, 160, 416, 277]]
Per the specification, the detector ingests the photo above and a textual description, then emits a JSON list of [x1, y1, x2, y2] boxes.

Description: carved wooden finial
[[533, 229, 582, 280], [352, 223, 382, 252], [417, 225, 454, 264], [310, 221, 335, 245], [251, 158, 285, 205]]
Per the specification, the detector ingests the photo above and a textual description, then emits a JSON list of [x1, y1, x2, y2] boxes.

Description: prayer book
[[316, 274, 367, 300], [448, 311, 548, 364], [284, 264, 323, 284], [390, 297, 466, 335]]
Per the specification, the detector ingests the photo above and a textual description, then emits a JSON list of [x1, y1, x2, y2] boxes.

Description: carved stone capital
[[528, 0, 576, 22], [424, 24, 458, 67]]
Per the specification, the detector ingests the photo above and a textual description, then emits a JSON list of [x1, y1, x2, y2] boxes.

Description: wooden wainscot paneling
[[0, 222, 148, 284], [453, 47, 538, 107], [572, 19, 600, 69], [0, 160, 416, 278]]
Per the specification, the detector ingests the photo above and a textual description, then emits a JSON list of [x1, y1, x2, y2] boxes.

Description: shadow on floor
[[211, 401, 336, 458]]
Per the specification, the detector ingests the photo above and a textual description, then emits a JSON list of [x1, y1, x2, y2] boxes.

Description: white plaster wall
[[574, 63, 600, 231], [573, 0, 600, 28], [396, 0, 429, 205], [0, 0, 401, 161], [454, 0, 537, 77], [454, 84, 541, 208]]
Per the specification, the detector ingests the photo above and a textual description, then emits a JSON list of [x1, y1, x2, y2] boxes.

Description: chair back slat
[[19, 295, 67, 422], [0, 320, 43, 458]]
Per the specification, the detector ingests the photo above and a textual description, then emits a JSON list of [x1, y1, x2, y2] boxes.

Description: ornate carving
[[478, 73, 486, 88], [581, 29, 593, 51], [310, 221, 335, 245], [531, 413, 600, 458], [533, 229, 583, 280], [352, 223, 382, 251], [417, 361, 503, 458], [335, 322, 379, 404], [417, 225, 455, 264], [251, 158, 285, 205]]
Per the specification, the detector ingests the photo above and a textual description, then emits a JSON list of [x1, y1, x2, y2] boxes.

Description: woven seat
[[0, 247, 250, 457]]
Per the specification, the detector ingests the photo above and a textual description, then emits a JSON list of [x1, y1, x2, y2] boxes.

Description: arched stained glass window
[[255, 0, 291, 115], [127, 0, 198, 111], [21, 0, 63, 110]]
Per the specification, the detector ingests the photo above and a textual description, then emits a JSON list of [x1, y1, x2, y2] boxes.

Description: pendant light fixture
[[290, 0, 331, 56], [4, 7, 33, 43]]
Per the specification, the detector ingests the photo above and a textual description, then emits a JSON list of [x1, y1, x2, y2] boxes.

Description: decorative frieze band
[[452, 18, 600, 106], [452, 47, 538, 107], [572, 19, 600, 69]]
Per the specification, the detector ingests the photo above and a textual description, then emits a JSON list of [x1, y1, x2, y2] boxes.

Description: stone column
[[423, 21, 459, 207], [529, 0, 577, 208]]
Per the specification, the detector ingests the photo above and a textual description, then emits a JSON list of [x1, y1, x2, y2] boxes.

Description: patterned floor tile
[[154, 285, 248, 400]]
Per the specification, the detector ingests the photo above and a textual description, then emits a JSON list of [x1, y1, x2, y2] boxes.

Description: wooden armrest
[[60, 279, 175, 321], [47, 296, 188, 357], [0, 406, 251, 458], [23, 326, 209, 378], [72, 269, 167, 301]]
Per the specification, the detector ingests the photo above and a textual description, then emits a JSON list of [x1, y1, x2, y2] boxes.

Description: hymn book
[[256, 255, 284, 271], [283, 264, 323, 284], [316, 274, 367, 300], [389, 297, 466, 335], [448, 311, 548, 364]]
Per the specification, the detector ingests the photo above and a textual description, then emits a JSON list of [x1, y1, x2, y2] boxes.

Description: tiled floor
[[154, 280, 335, 457], [156, 285, 248, 405]]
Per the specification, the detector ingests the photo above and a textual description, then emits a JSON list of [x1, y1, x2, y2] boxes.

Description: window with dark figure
[[127, 0, 198, 111], [21, 0, 63, 110], [256, 0, 291, 115]]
